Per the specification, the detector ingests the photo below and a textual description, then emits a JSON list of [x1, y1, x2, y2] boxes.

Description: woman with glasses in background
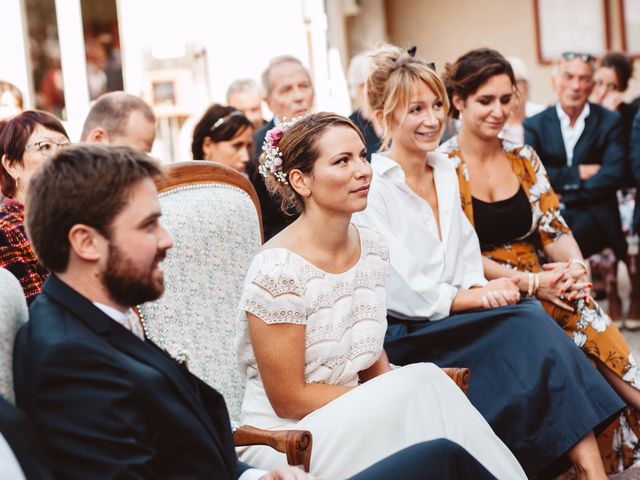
[[0, 110, 69, 303], [192, 104, 254, 174]]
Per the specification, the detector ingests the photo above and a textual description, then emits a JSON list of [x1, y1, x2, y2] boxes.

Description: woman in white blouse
[[353, 44, 623, 480], [236, 112, 526, 479]]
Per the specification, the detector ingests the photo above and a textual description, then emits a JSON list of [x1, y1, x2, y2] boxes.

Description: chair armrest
[[441, 367, 470, 395], [233, 425, 313, 472]]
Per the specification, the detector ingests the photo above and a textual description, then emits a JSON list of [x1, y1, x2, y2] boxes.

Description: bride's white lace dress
[[235, 226, 525, 479]]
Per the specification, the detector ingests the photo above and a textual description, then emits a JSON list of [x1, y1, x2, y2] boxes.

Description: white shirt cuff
[[239, 468, 270, 480]]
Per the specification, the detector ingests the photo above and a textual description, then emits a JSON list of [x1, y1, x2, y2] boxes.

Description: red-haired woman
[[0, 110, 69, 303]]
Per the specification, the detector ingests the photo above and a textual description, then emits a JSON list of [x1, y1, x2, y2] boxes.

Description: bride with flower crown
[[234, 112, 527, 479]]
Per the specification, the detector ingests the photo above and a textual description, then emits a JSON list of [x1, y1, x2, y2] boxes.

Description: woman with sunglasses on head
[[354, 44, 624, 479], [0, 110, 70, 303], [438, 47, 640, 474], [192, 104, 254, 174]]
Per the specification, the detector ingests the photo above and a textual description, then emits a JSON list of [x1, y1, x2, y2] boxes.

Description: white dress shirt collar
[[0, 432, 25, 480], [354, 152, 487, 321], [93, 302, 134, 326], [555, 103, 590, 166]]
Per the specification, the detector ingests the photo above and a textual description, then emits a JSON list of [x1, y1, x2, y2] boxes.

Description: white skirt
[[238, 363, 526, 479]]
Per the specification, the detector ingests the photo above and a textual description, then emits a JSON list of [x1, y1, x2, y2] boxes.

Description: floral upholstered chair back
[[0, 268, 28, 403], [138, 161, 262, 424]]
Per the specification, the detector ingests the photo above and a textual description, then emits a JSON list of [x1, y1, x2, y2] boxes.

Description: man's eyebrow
[[137, 211, 161, 226]]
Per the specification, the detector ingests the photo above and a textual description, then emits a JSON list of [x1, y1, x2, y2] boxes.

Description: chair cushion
[[139, 183, 261, 423], [0, 268, 28, 403]]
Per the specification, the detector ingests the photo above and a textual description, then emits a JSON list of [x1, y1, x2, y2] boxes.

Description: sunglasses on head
[[561, 52, 595, 63]]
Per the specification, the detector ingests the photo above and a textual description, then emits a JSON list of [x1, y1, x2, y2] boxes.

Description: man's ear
[[289, 169, 311, 198], [67, 224, 104, 262], [452, 94, 465, 115], [88, 128, 109, 145]]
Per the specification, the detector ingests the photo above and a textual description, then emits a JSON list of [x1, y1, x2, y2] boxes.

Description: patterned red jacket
[[0, 198, 49, 304]]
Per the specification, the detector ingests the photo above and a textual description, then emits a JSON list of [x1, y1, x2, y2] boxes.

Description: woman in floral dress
[[439, 47, 640, 473]]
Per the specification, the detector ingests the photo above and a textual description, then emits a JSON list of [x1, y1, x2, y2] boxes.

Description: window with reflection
[[80, 0, 123, 100], [24, 0, 66, 119]]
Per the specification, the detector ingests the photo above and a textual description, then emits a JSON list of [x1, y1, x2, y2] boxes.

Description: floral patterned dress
[[439, 136, 640, 473]]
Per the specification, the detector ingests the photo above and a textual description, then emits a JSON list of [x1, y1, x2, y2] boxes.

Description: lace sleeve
[[238, 251, 307, 325]]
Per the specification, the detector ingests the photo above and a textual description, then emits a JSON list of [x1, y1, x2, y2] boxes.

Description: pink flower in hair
[[266, 127, 284, 146]]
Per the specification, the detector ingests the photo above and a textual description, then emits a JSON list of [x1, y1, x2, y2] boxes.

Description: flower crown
[[258, 117, 302, 185]]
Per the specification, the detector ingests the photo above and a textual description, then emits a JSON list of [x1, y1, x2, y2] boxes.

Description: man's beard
[[101, 243, 167, 308]]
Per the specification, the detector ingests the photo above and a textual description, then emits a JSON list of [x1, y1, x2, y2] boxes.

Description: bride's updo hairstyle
[[442, 48, 516, 119], [366, 44, 449, 150], [260, 112, 364, 214]]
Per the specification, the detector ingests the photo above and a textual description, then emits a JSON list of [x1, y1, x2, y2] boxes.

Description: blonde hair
[[366, 44, 449, 150]]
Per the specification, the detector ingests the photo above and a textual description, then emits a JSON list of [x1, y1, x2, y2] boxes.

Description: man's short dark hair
[[80, 91, 155, 141], [26, 144, 163, 273]]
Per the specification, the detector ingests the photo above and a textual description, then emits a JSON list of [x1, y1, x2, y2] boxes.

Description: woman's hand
[[478, 277, 520, 309], [542, 260, 592, 306], [535, 268, 574, 312]]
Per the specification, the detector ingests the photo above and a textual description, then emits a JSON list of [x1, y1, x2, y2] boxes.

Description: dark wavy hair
[[191, 104, 253, 160], [0, 110, 68, 197], [600, 52, 634, 92], [443, 48, 516, 119]]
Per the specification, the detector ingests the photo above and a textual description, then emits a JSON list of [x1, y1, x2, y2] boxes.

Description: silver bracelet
[[570, 258, 588, 271]]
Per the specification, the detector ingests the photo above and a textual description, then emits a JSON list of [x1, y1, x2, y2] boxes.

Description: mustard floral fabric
[[440, 136, 640, 473]]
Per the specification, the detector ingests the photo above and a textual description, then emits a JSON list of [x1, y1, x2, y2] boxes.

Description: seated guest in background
[[237, 112, 526, 479], [524, 53, 626, 262], [500, 56, 545, 144], [14, 144, 498, 480], [439, 48, 640, 474], [0, 110, 69, 303], [354, 44, 623, 479], [226, 79, 265, 131], [0, 81, 23, 120], [347, 52, 381, 161], [191, 104, 254, 174], [591, 52, 636, 145], [249, 55, 314, 241], [80, 91, 156, 152]]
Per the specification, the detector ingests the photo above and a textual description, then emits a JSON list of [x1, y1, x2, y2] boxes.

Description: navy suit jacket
[[248, 119, 297, 241], [524, 103, 626, 256], [0, 396, 51, 479], [13, 275, 250, 480]]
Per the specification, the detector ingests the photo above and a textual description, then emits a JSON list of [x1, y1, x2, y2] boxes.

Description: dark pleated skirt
[[384, 298, 624, 478]]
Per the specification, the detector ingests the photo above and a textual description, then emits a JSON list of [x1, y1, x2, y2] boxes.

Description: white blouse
[[353, 152, 487, 321], [236, 226, 389, 389]]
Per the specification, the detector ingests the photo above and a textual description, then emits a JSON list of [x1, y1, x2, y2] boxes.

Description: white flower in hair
[[258, 116, 303, 185]]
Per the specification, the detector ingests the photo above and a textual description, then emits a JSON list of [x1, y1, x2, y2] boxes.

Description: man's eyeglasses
[[25, 139, 71, 155], [561, 52, 595, 63]]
